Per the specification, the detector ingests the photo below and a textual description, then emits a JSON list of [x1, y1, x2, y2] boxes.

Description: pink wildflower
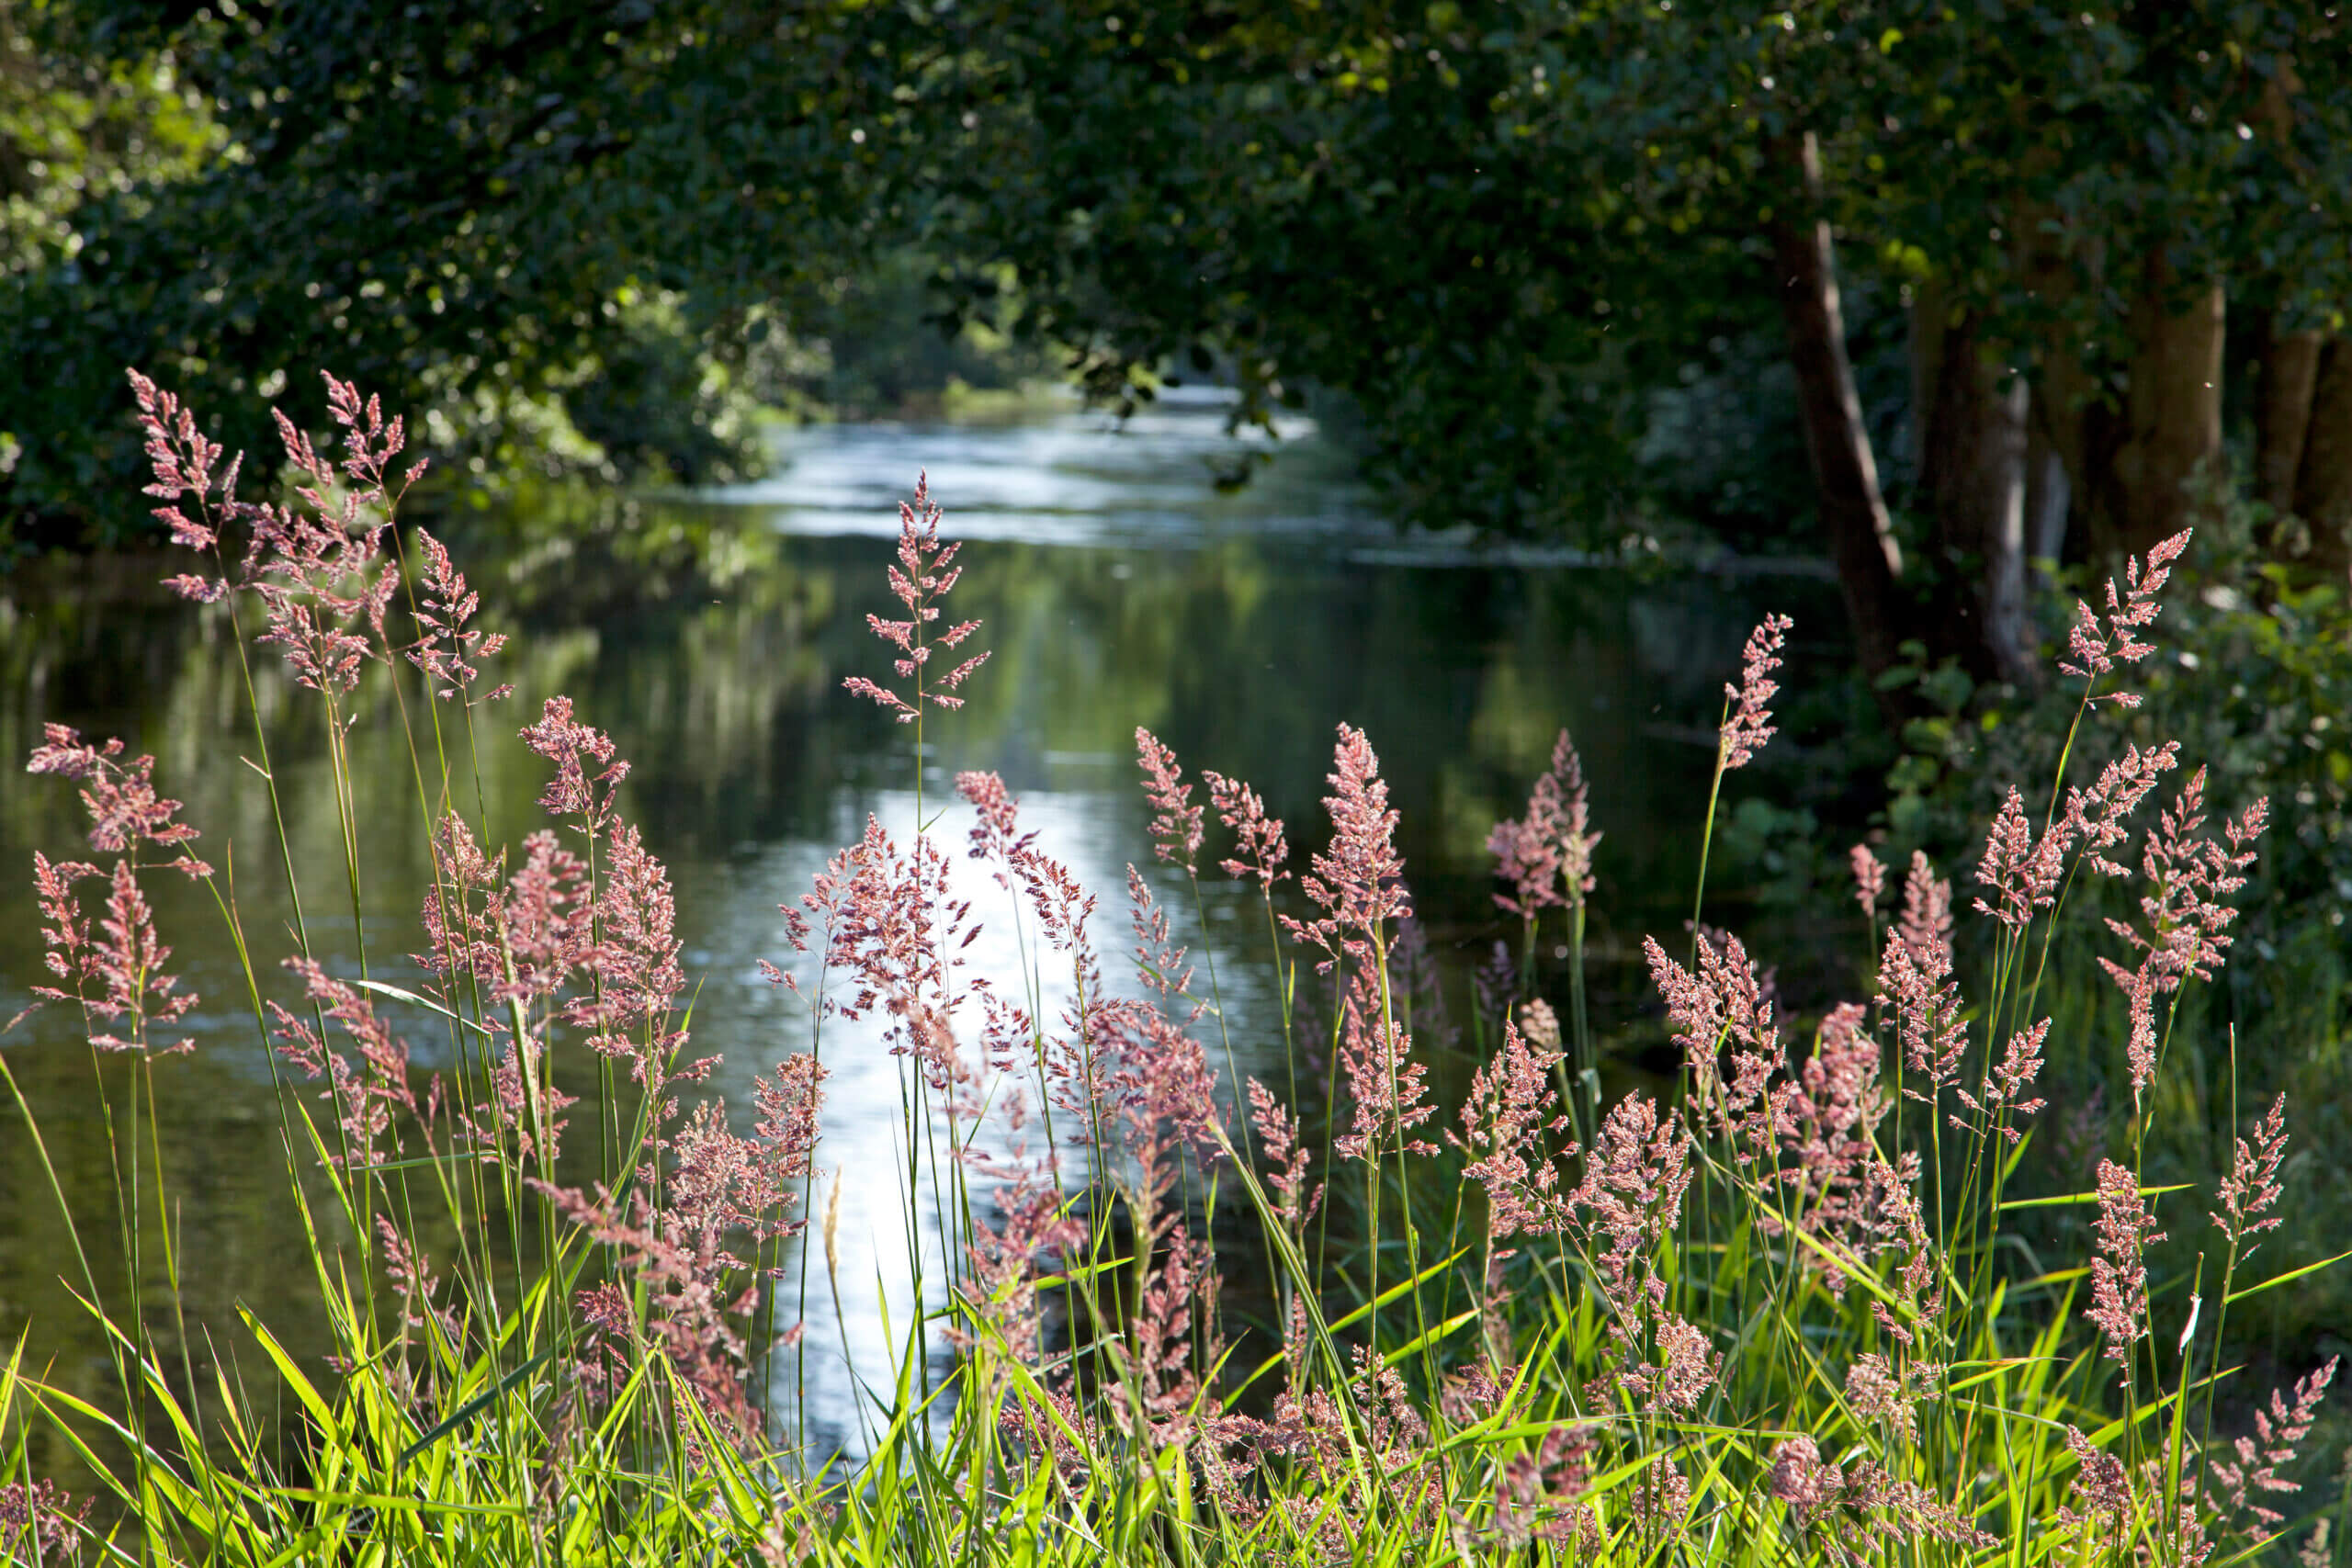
[[1645, 930, 1779, 1147], [1550, 730, 1601, 901], [841, 473, 989, 721], [500, 830, 599, 1003], [27, 726, 210, 872], [2061, 1425, 2135, 1531], [408, 529, 513, 705], [2087, 1159, 2165, 1366], [956, 770, 1035, 888], [268, 958, 425, 1167], [570, 821, 688, 1079], [2207, 1359, 2340, 1531], [0, 1478, 90, 1562], [537, 1101, 790, 1451], [1844, 1351, 1940, 1444], [1774, 1001, 1892, 1246], [130, 371, 410, 688], [1203, 767, 1290, 888], [1631, 1456, 1693, 1530], [1126, 864, 1197, 1009], [1135, 728, 1204, 874], [1895, 851, 1953, 972], [1878, 916, 1967, 1100], [2061, 741, 2182, 875], [1486, 731, 1602, 919], [1249, 1079, 1321, 1236], [376, 1215, 461, 1344], [2061, 527, 2192, 706], [32, 856, 200, 1057], [954, 1089, 1085, 1361], [415, 812, 504, 987], [1283, 724, 1410, 969], [826, 818, 982, 1088], [752, 1054, 828, 1224], [312, 369, 428, 504], [1451, 1020, 1574, 1236], [129, 367, 228, 548], [1974, 787, 2070, 930], [2212, 1093, 2289, 1256], [1767, 1437, 1844, 1528], [1720, 613, 1794, 769], [1952, 1018, 2050, 1141], [1333, 965, 1436, 1162], [1850, 843, 1885, 918], [520, 695, 630, 831], [1571, 1093, 1693, 1303], [1486, 811, 1562, 922], [2098, 769, 2266, 1100]]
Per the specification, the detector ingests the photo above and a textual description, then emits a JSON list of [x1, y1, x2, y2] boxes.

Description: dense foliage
[[6, 2, 2349, 682]]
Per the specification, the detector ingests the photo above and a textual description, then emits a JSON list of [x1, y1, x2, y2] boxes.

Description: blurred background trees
[[3, 0, 2346, 692]]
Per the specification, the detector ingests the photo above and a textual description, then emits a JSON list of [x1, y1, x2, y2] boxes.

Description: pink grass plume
[[842, 473, 989, 721], [1719, 614, 1793, 770]]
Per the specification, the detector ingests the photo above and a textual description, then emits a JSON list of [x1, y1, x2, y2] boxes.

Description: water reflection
[[0, 402, 1841, 1472]]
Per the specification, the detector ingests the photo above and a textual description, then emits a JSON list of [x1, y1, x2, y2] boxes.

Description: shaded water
[[0, 399, 1843, 1468]]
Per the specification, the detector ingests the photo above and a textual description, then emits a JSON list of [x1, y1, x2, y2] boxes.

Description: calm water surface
[[0, 400, 1841, 1468]]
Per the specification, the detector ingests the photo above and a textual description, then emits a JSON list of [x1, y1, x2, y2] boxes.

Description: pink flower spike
[[2086, 1158, 2165, 1366], [1720, 614, 1793, 770], [408, 529, 511, 705], [520, 695, 630, 832], [1849, 843, 1885, 917], [1136, 728, 1204, 875], [2212, 1093, 2290, 1256], [2061, 528, 2191, 704], [842, 473, 990, 720], [1282, 724, 1409, 968], [1204, 768, 1290, 889], [1449, 1019, 1573, 1237], [1973, 788, 2070, 931], [1488, 730, 1596, 919]]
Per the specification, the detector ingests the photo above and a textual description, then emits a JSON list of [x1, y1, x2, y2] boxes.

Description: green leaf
[[2225, 1247, 2352, 1306]]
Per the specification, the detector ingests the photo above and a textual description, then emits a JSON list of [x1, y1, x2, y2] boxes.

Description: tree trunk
[[2250, 313, 2324, 518], [2088, 248, 2224, 560], [1918, 309, 2034, 686], [2025, 406, 2072, 575], [1763, 130, 1909, 704], [2299, 337, 2352, 572]]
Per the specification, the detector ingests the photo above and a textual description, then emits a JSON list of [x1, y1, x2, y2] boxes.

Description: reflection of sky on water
[[706, 402, 1363, 553], [680, 785, 1281, 1458]]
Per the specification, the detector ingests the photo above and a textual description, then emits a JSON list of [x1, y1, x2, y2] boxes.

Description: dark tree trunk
[[1918, 308, 2035, 687], [2299, 337, 2352, 571], [2086, 248, 2224, 560], [1763, 130, 1909, 710], [2250, 313, 2324, 518]]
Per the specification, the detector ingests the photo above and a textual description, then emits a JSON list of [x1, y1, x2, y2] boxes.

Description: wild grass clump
[[2, 371, 2345, 1566]]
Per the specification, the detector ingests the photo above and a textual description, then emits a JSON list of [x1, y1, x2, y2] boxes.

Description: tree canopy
[[4, 0, 2347, 686]]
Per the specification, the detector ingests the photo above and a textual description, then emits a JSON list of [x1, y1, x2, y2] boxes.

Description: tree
[[6, 0, 2347, 712], [929, 0, 2352, 687], [0, 0, 921, 543]]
